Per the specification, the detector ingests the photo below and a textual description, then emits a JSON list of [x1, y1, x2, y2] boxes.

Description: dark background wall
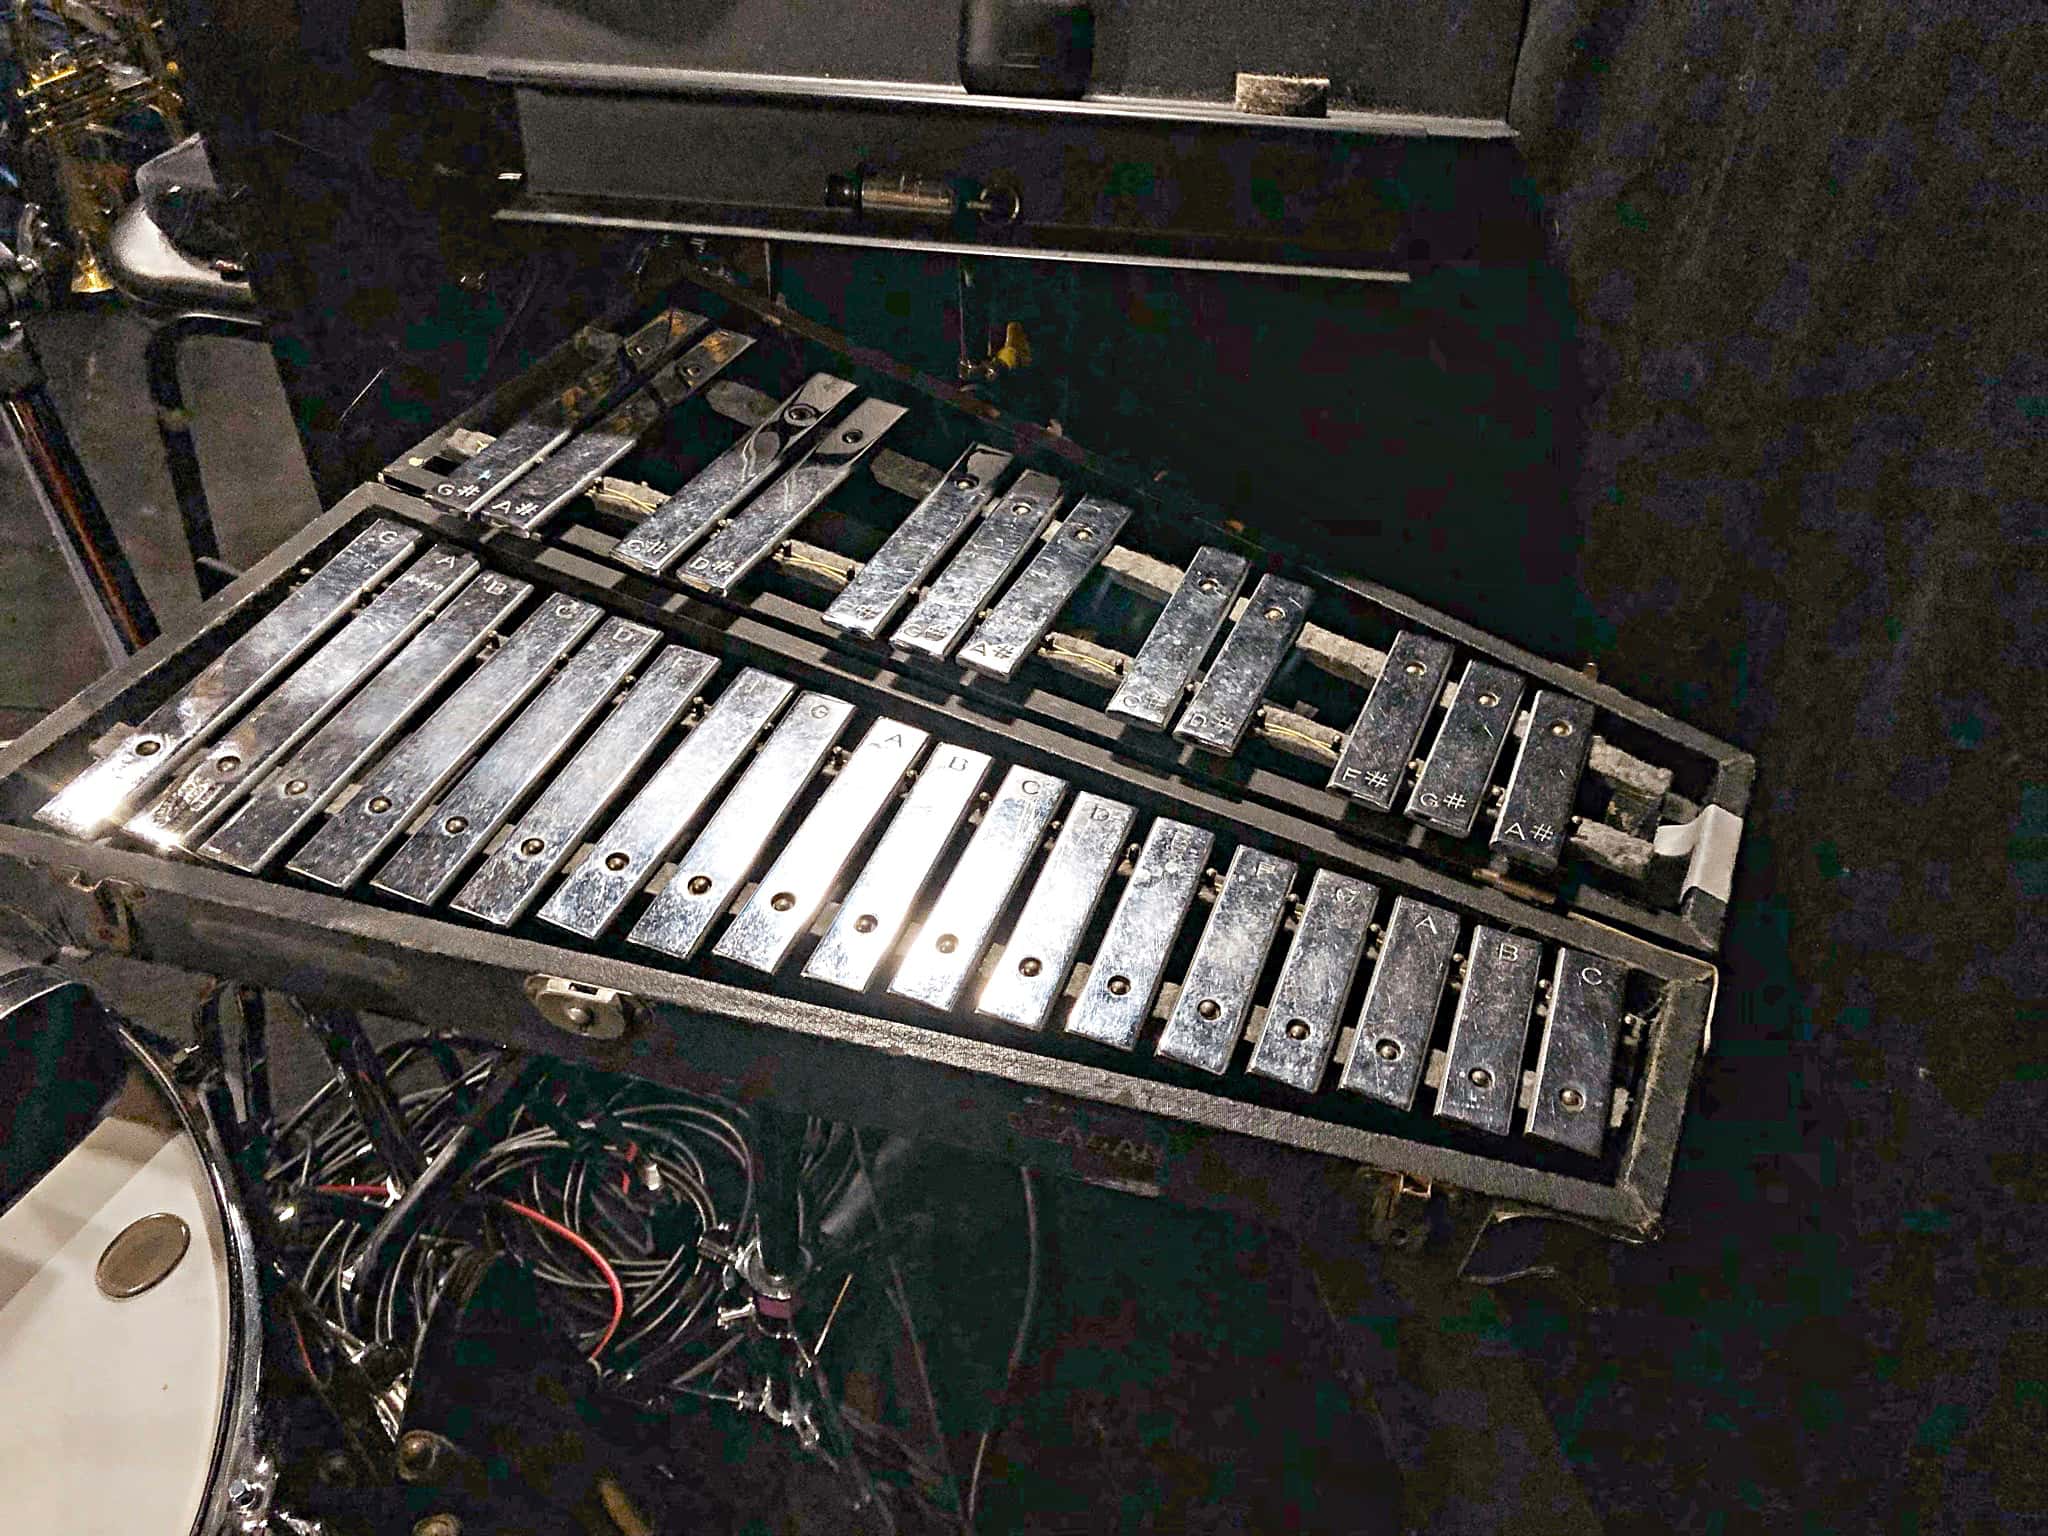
[[1503, 1, 2043, 1525]]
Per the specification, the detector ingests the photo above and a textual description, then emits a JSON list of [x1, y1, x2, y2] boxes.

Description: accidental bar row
[[591, 399, 1597, 877], [414, 338, 1641, 884], [835, 453, 1594, 873]]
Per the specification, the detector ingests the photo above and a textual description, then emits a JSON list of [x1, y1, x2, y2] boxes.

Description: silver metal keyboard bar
[[801, 743, 992, 992], [1063, 818, 1213, 1051], [1154, 845, 1296, 1074], [713, 718, 931, 974], [1524, 948, 1625, 1155], [286, 597, 603, 889], [889, 763, 1069, 1012], [426, 310, 703, 515], [1173, 574, 1314, 756], [1244, 870, 1379, 1091], [373, 618, 661, 906], [957, 496, 1133, 681], [678, 397, 908, 595], [822, 445, 1013, 639], [1436, 924, 1542, 1136], [449, 646, 717, 926], [1490, 688, 1596, 871], [36, 519, 422, 838], [627, 692, 855, 961], [537, 668, 794, 939], [1328, 630, 1453, 810], [611, 372, 858, 577], [199, 573, 529, 873], [479, 328, 755, 533], [977, 792, 1136, 1030], [1337, 895, 1460, 1109], [1106, 546, 1249, 730], [126, 543, 474, 851], [891, 469, 1063, 660], [1405, 659, 1525, 838]]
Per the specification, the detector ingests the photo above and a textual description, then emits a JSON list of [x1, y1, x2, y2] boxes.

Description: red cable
[[313, 1184, 625, 1359], [494, 1198, 625, 1359], [288, 1310, 318, 1382]]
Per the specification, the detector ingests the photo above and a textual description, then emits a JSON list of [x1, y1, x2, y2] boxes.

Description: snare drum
[[0, 963, 268, 1535]]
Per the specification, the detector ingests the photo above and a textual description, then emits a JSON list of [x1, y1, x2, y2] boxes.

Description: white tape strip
[[1653, 804, 1744, 903]]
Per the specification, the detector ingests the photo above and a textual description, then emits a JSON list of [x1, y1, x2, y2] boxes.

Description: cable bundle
[[262, 1035, 755, 1387], [253, 1026, 1041, 1533]]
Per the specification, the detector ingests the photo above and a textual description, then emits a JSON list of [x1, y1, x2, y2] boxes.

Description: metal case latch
[[524, 974, 635, 1040]]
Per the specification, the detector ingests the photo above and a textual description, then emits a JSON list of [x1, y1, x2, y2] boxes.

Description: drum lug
[[523, 973, 636, 1041]]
